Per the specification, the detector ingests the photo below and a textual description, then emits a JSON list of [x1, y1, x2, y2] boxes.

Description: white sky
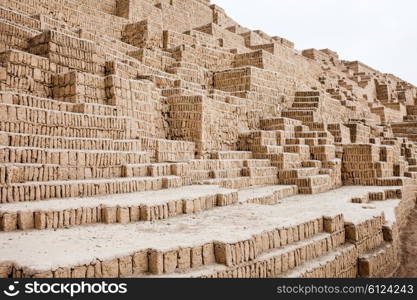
[[212, 0, 417, 85]]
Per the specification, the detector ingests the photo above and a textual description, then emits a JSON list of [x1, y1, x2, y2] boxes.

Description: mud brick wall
[[201, 97, 243, 155], [29, 30, 105, 75], [166, 95, 245, 156], [345, 123, 371, 144], [0, 6, 41, 31], [3, 215, 339, 278], [327, 124, 351, 144], [163, 31, 198, 49], [77, 0, 118, 15], [122, 20, 163, 49], [233, 50, 298, 77], [0, 18, 39, 52], [117, 0, 163, 23], [371, 106, 404, 124], [358, 243, 399, 278], [240, 31, 270, 48], [106, 76, 167, 138], [140, 137, 195, 162], [342, 144, 395, 185], [166, 95, 204, 154], [52, 71, 107, 104], [0, 0, 128, 39], [155, 2, 192, 33], [0, 49, 53, 98], [214, 67, 298, 117], [345, 214, 386, 256], [129, 48, 175, 71], [317, 97, 351, 123], [169, 45, 234, 71], [211, 4, 238, 29], [196, 23, 246, 50], [169, 0, 213, 28]]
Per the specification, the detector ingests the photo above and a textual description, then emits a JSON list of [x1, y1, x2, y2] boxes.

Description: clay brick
[[101, 259, 119, 278]]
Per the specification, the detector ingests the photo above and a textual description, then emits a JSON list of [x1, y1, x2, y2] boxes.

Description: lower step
[[282, 244, 358, 278], [155, 230, 346, 278], [0, 185, 238, 232], [358, 242, 399, 278], [0, 203, 340, 278], [200, 176, 278, 189], [238, 185, 298, 205], [0, 176, 189, 203]]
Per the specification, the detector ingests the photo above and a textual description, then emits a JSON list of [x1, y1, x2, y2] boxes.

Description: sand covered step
[[282, 244, 358, 278], [157, 230, 346, 278], [0, 185, 238, 232], [238, 185, 298, 205], [0, 119, 129, 139], [0, 131, 142, 151], [0, 175, 186, 203], [0, 186, 402, 278], [0, 203, 341, 278]]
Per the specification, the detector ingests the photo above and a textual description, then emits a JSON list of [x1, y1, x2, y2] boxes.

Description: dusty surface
[[395, 206, 417, 278], [0, 185, 235, 213], [0, 185, 397, 274]]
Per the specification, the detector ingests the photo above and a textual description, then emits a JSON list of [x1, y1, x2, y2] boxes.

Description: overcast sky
[[212, 0, 417, 85]]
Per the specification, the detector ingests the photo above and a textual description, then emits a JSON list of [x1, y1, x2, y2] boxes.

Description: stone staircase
[[0, 0, 416, 280]]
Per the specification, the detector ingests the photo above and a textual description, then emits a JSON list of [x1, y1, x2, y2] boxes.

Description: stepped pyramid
[[0, 0, 416, 278]]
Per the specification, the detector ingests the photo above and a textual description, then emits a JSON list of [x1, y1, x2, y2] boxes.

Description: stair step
[[302, 160, 322, 168], [278, 168, 320, 179], [0, 146, 151, 166], [238, 185, 298, 205], [282, 244, 357, 278], [292, 102, 319, 109], [0, 185, 238, 232], [156, 231, 345, 278], [200, 175, 278, 189], [0, 131, 142, 151], [0, 203, 337, 277], [211, 151, 253, 160], [0, 176, 186, 203], [358, 243, 397, 278], [242, 167, 278, 177]]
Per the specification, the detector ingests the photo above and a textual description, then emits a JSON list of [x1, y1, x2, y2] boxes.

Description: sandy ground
[[395, 206, 417, 278]]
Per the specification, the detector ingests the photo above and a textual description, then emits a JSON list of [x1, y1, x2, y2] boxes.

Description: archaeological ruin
[[0, 0, 416, 279]]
